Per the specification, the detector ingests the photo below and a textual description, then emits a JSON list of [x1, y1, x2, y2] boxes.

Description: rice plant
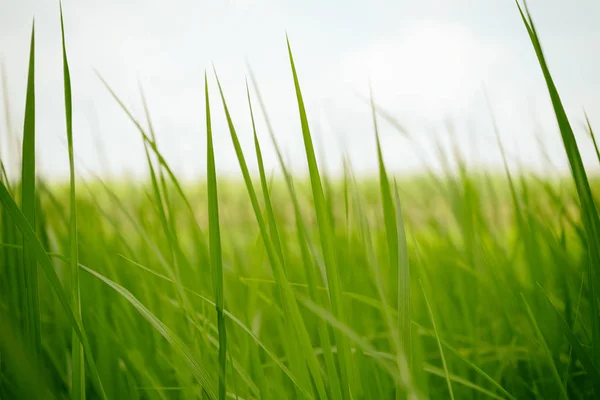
[[0, 2, 599, 399]]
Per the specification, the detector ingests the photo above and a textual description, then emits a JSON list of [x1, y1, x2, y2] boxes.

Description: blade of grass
[[369, 88, 413, 394], [516, 0, 600, 367], [394, 182, 411, 383], [20, 21, 40, 364], [584, 113, 600, 165], [59, 6, 85, 399], [245, 80, 284, 266], [205, 73, 227, 400], [370, 88, 399, 297], [420, 280, 454, 400], [286, 36, 355, 398]]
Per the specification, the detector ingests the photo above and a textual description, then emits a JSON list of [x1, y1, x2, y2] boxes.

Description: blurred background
[[1, 0, 600, 180]]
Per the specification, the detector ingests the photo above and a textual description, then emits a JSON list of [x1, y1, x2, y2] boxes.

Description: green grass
[[1, 2, 600, 399], [60, 6, 86, 399]]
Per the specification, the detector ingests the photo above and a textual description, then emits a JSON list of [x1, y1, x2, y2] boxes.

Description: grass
[[60, 6, 86, 399], [1, 2, 600, 399]]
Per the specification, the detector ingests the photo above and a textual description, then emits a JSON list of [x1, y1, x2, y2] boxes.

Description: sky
[[1, 0, 600, 181]]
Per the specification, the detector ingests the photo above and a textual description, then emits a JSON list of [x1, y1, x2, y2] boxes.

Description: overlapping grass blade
[[244, 82, 316, 397], [96, 74, 209, 262], [118, 254, 309, 395], [79, 264, 217, 400], [537, 284, 600, 392], [521, 293, 568, 399], [247, 70, 344, 399], [422, 364, 505, 400], [213, 67, 323, 399], [420, 280, 454, 400], [0, 180, 106, 399], [296, 293, 401, 382]]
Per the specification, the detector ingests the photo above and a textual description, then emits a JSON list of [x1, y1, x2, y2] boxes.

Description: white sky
[[1, 0, 600, 180]]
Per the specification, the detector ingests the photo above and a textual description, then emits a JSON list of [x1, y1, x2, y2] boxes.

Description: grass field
[[1, 3, 600, 399]]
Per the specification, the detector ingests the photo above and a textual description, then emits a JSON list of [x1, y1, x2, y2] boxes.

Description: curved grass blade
[[205, 73, 227, 400], [420, 280, 454, 400]]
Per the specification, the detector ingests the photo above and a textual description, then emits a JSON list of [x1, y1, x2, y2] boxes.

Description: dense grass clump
[[1, 3, 600, 399]]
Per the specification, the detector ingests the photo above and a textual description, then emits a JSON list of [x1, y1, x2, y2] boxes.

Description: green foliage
[[0, 3, 599, 399]]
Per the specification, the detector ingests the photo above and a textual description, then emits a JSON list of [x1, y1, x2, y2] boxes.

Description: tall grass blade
[[369, 89, 413, 395], [516, 1, 600, 367], [394, 182, 411, 382], [245, 81, 284, 266], [205, 73, 227, 400], [59, 6, 85, 398], [286, 36, 354, 398], [20, 21, 41, 364]]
